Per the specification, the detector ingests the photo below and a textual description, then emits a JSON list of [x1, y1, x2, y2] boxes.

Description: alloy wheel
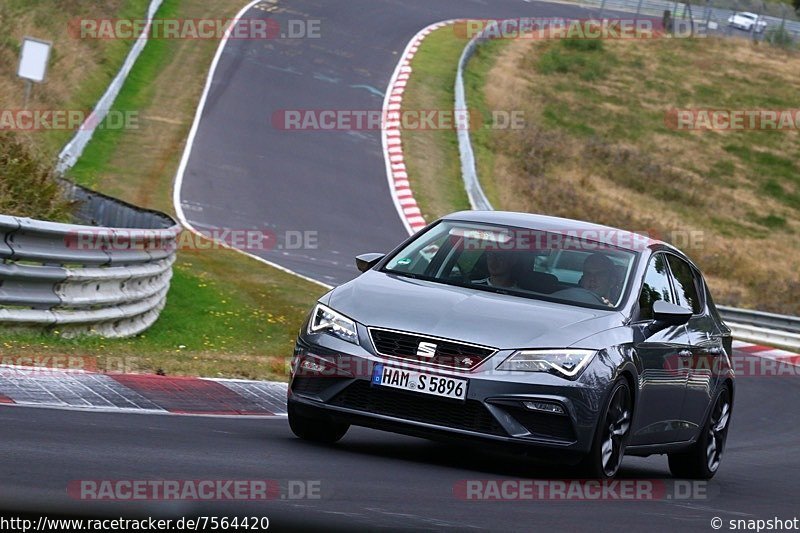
[[601, 385, 631, 478], [706, 391, 731, 473]]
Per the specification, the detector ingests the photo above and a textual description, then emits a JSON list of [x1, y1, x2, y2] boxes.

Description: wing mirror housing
[[644, 300, 693, 337], [355, 253, 385, 273]]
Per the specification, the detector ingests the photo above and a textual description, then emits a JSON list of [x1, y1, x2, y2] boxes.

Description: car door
[[629, 253, 693, 446], [666, 254, 723, 441]]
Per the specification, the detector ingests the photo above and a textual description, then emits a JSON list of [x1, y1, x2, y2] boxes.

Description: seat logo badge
[[416, 342, 437, 358]]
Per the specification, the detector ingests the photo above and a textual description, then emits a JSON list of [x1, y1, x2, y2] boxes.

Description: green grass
[[68, 0, 180, 187]]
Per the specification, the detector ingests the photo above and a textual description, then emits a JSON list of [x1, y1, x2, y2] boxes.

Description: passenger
[[579, 253, 620, 305]]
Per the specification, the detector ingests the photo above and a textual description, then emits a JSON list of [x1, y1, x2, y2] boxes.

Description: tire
[[288, 403, 349, 444], [668, 385, 731, 479], [579, 378, 632, 479]]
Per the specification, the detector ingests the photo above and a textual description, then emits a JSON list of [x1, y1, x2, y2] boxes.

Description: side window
[[638, 254, 673, 321], [666, 255, 703, 314]]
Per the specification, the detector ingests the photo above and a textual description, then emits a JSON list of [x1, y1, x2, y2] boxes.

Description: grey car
[[288, 211, 734, 479]]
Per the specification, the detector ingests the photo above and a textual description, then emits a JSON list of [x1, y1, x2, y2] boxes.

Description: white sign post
[[17, 37, 52, 108]]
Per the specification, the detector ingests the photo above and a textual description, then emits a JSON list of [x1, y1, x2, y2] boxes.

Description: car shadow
[[284, 430, 672, 480]]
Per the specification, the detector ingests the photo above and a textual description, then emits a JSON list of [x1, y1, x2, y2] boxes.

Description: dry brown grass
[[481, 36, 800, 314], [0, 0, 148, 156]]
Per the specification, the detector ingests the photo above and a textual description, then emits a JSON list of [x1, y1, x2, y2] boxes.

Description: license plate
[[371, 364, 468, 400]]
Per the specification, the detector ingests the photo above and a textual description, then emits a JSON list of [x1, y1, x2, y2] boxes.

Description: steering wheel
[[551, 287, 609, 305]]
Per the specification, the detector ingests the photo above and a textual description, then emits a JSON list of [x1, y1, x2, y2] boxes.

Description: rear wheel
[[579, 379, 632, 479], [668, 386, 731, 479], [288, 403, 349, 443]]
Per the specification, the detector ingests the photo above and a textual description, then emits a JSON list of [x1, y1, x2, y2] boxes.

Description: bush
[[536, 39, 611, 81], [764, 25, 794, 48], [0, 132, 73, 221]]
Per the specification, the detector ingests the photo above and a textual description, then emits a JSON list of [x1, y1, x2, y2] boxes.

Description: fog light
[[300, 359, 326, 373], [523, 401, 566, 415]]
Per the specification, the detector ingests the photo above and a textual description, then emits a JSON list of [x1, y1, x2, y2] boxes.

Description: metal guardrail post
[[1, 182, 181, 338]]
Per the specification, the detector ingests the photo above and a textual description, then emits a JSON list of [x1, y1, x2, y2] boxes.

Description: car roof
[[442, 210, 671, 253]]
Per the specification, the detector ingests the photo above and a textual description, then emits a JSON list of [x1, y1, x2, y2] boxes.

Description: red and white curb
[[0, 367, 287, 417], [382, 20, 462, 236], [731, 340, 800, 367]]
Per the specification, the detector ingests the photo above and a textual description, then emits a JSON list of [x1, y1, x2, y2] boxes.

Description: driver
[[579, 253, 619, 306], [474, 250, 520, 289]]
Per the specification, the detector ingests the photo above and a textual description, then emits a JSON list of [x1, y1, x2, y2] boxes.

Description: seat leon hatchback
[[288, 211, 734, 479]]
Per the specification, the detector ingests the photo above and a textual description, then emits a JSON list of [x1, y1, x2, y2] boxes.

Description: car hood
[[328, 271, 624, 350]]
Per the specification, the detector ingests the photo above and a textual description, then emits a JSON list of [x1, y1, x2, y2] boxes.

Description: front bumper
[[289, 334, 608, 460]]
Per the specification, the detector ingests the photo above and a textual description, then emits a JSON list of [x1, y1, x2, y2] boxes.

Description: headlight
[[307, 303, 359, 345], [497, 349, 596, 379]]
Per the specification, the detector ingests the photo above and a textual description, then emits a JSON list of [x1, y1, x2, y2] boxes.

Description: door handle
[[678, 350, 693, 358]]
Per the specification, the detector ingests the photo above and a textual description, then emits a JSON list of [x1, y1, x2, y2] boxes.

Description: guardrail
[[1, 181, 181, 338], [455, 32, 494, 211], [454, 19, 800, 351], [718, 307, 800, 350]]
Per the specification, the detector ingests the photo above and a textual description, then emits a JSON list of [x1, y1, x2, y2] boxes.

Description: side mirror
[[645, 300, 692, 337], [355, 253, 385, 273]]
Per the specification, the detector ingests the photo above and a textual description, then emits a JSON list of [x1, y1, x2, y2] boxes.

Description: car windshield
[[382, 220, 640, 310]]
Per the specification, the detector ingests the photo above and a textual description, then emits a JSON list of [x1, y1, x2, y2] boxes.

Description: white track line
[[171, 0, 332, 290]]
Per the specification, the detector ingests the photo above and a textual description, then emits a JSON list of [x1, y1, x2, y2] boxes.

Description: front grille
[[368, 328, 496, 370], [507, 407, 576, 442], [329, 380, 506, 436]]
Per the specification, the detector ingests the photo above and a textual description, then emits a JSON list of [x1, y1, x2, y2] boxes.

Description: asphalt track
[[1, 356, 799, 530], [177, 0, 603, 285]]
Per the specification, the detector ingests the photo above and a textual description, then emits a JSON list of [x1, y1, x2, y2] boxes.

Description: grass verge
[[400, 26, 471, 220]]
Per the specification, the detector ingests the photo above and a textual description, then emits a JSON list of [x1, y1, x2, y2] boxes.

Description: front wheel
[[288, 403, 349, 443], [579, 378, 632, 479], [668, 385, 731, 479]]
